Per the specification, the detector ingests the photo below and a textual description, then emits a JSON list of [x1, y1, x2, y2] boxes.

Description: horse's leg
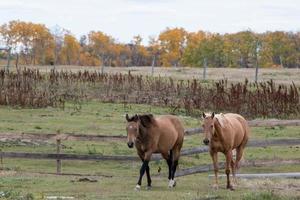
[[225, 151, 234, 190], [234, 146, 245, 186], [136, 151, 152, 191], [235, 146, 244, 170], [167, 150, 173, 180], [210, 151, 219, 189], [230, 158, 237, 186], [169, 149, 180, 188], [138, 158, 152, 190], [161, 151, 172, 181], [145, 164, 152, 190]]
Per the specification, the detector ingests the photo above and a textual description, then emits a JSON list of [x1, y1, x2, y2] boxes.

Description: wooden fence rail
[[0, 119, 299, 141], [175, 159, 300, 177], [1, 139, 300, 162], [180, 138, 300, 157], [1, 120, 299, 175]]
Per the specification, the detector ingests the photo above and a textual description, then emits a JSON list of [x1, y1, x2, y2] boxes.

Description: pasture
[[0, 67, 299, 200], [0, 102, 300, 199]]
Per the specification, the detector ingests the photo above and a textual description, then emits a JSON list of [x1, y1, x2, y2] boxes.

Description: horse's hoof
[[212, 184, 219, 190], [227, 185, 234, 191], [146, 186, 152, 190], [135, 185, 141, 191], [168, 179, 176, 188]]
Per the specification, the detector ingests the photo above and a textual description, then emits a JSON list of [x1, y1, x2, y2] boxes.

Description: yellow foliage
[[158, 27, 187, 66], [60, 34, 80, 65]]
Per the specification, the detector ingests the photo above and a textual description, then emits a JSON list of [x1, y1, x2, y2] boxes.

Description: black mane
[[126, 114, 155, 128]]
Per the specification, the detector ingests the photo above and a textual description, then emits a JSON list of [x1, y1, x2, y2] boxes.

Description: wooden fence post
[[151, 55, 155, 76], [0, 149, 3, 169], [56, 139, 61, 174], [203, 58, 207, 80], [6, 48, 11, 72]]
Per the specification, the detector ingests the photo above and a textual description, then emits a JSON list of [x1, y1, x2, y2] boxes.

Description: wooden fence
[[1, 138, 300, 175], [1, 120, 300, 176], [2, 138, 299, 162], [176, 159, 300, 177], [1, 119, 300, 141]]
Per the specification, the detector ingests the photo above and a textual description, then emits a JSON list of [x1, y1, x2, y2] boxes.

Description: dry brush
[[0, 69, 299, 119]]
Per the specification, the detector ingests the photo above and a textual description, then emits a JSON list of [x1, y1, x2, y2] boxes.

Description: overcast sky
[[0, 0, 300, 44]]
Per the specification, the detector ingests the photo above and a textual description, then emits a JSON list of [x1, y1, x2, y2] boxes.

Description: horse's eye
[[210, 125, 213, 128]]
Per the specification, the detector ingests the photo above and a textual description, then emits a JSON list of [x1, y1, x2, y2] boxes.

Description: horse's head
[[202, 112, 215, 145], [125, 114, 139, 148], [125, 113, 154, 148]]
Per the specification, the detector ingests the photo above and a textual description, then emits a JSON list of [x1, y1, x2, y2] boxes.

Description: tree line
[[0, 20, 299, 68]]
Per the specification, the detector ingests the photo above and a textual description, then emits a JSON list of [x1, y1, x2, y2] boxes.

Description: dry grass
[[1, 69, 299, 118], [12, 65, 300, 85]]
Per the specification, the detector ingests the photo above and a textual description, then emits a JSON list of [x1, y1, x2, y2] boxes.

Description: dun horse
[[202, 112, 250, 190], [126, 114, 184, 190]]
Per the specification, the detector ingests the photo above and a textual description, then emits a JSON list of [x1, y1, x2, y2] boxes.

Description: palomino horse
[[126, 114, 185, 190], [202, 112, 249, 190]]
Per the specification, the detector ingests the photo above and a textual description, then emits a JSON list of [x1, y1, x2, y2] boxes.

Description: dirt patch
[[71, 177, 98, 182], [240, 178, 300, 193]]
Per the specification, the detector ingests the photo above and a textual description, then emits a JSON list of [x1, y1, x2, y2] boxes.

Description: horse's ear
[[138, 114, 154, 128], [211, 112, 215, 119], [125, 114, 130, 122], [202, 112, 206, 119]]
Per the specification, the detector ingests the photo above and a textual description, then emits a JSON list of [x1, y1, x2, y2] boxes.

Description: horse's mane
[[204, 112, 226, 128], [126, 114, 138, 122], [138, 114, 155, 128], [126, 114, 155, 128], [215, 113, 226, 128]]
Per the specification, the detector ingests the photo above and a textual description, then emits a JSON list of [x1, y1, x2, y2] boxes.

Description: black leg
[[167, 150, 173, 180], [137, 160, 149, 186], [145, 165, 151, 187], [171, 160, 178, 180]]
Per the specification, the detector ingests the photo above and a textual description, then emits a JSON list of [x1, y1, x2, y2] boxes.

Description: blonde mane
[[215, 113, 226, 128], [204, 112, 226, 128]]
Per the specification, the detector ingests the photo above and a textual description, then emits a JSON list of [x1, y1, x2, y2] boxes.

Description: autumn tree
[[88, 31, 114, 66], [51, 25, 69, 65], [60, 34, 80, 65], [158, 27, 187, 67], [0, 20, 55, 65], [1, 20, 300, 68], [182, 31, 206, 66], [148, 36, 161, 66], [129, 35, 150, 66], [31, 23, 55, 65], [260, 31, 299, 68], [0, 20, 20, 50]]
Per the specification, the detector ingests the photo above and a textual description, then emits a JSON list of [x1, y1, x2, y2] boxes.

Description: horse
[[202, 112, 250, 190], [125, 114, 185, 190]]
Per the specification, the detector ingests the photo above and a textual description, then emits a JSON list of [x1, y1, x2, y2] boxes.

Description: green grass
[[0, 101, 200, 135], [0, 170, 299, 200], [0, 101, 299, 199], [251, 126, 300, 139]]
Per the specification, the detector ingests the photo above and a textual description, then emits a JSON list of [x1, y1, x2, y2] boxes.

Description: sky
[[0, 0, 300, 44]]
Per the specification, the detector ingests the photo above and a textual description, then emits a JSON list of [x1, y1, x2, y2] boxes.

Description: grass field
[[7, 65, 300, 85], [0, 101, 299, 199]]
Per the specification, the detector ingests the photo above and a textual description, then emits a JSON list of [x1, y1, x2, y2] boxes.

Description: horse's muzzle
[[127, 142, 134, 148], [203, 139, 209, 145]]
